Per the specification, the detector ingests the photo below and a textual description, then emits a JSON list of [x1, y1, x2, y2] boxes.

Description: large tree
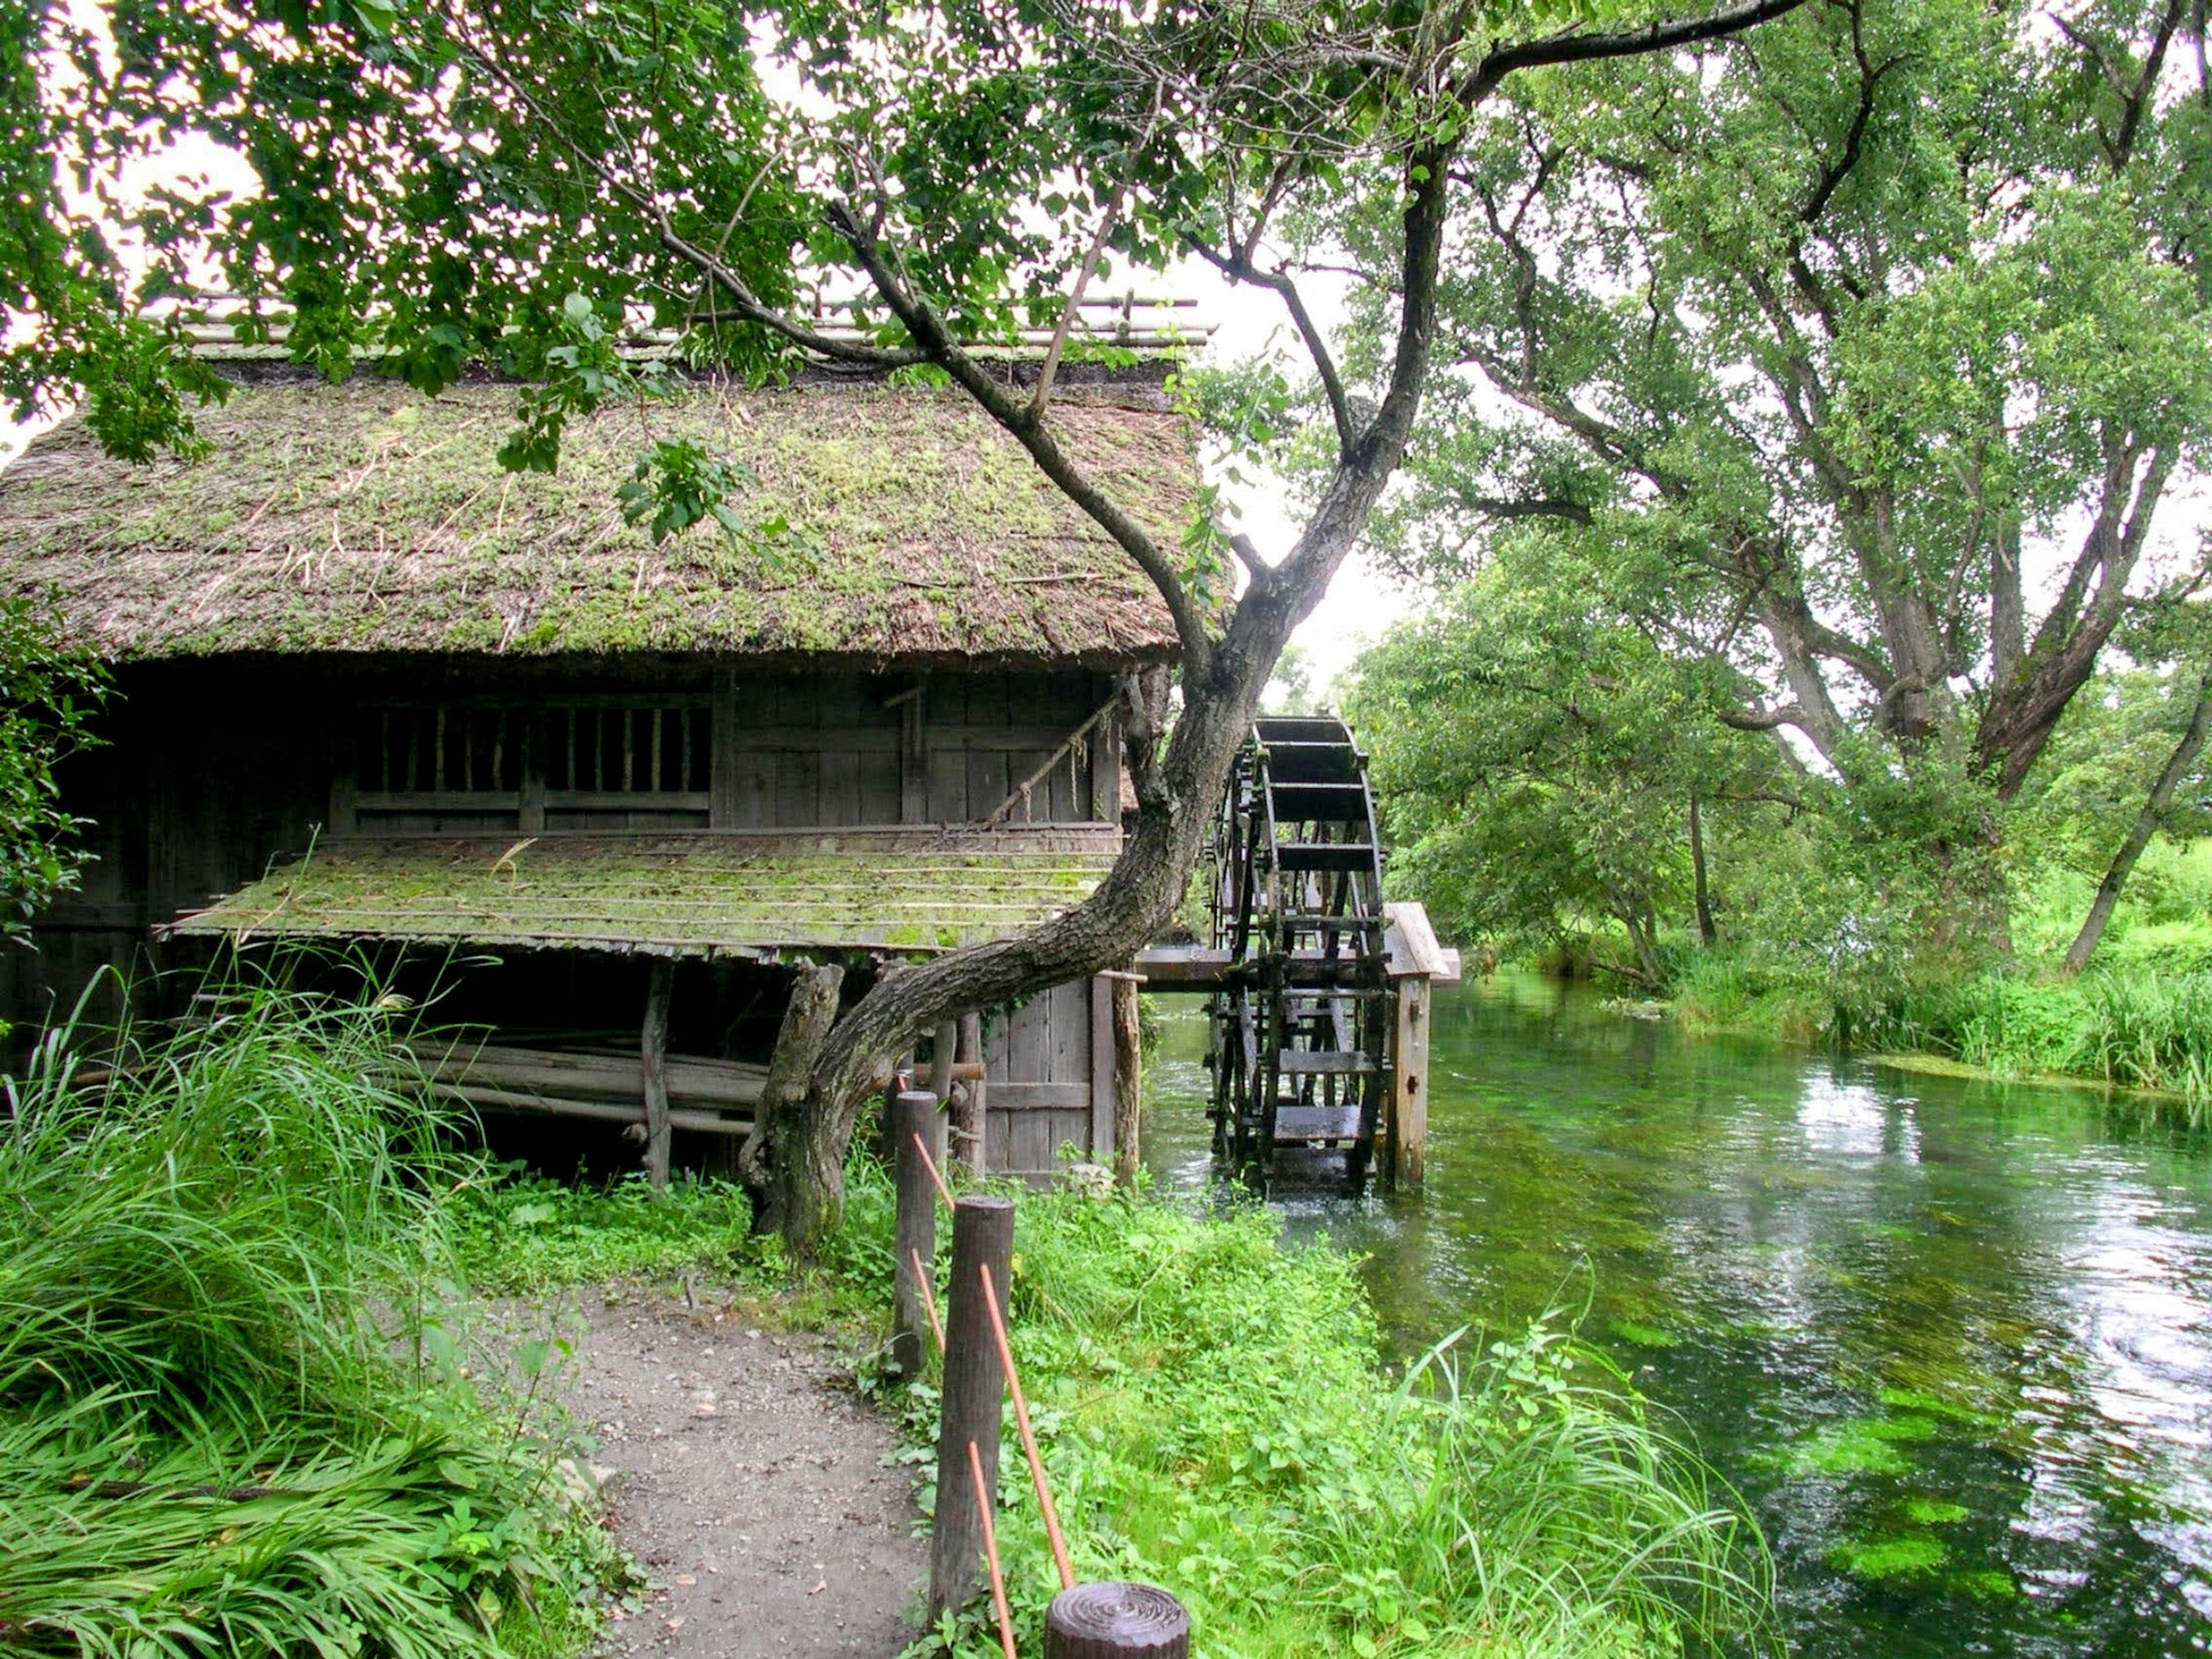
[[10, 0, 1810, 1248], [1343, 0, 2212, 933]]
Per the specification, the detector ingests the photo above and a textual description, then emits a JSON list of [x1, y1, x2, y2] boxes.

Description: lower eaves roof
[[165, 829, 1119, 960]]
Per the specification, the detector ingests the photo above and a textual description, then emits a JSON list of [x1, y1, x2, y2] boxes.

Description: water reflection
[[1140, 974, 2212, 1659]]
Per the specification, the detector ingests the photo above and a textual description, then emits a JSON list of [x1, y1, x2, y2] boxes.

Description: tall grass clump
[[0, 975, 618, 1656], [855, 1173, 1778, 1659], [1882, 968, 2212, 1123]]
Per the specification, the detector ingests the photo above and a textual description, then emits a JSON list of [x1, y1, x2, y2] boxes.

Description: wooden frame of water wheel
[[1205, 715, 1392, 1192]]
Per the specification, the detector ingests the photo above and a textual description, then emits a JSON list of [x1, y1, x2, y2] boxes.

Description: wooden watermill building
[[0, 339, 1197, 1180]]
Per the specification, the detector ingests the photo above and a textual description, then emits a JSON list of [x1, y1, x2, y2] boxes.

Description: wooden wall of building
[[2, 654, 1127, 1178]]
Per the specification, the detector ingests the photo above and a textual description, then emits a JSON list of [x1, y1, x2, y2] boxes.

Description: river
[[1139, 971, 2212, 1658]]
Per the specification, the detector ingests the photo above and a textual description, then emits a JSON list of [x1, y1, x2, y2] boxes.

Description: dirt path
[[558, 1289, 927, 1658]]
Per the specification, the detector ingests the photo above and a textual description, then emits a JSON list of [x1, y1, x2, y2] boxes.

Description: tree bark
[[952, 1011, 986, 1176], [1111, 975, 1142, 1188], [641, 959, 674, 1191], [751, 964, 846, 1237], [1688, 794, 1717, 948], [2065, 664, 2212, 974]]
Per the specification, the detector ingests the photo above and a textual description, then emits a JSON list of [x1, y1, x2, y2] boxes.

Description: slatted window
[[357, 707, 526, 796], [543, 706, 712, 797]]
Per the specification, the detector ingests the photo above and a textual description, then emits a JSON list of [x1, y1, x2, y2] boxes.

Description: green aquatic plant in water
[[1781, 1413, 1941, 1479], [1904, 1499, 1971, 1525], [1605, 1318, 1682, 1349], [1828, 1534, 1949, 1582]]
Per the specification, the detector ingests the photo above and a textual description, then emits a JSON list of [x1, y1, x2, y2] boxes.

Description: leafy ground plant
[[0, 978, 625, 1656], [839, 1173, 1780, 1659]]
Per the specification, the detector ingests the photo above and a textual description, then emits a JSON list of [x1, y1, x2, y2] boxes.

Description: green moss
[[1604, 1318, 1680, 1349], [1828, 1534, 1948, 1582], [1903, 1498, 1970, 1525], [1783, 1412, 1940, 1478], [2, 377, 1195, 663]]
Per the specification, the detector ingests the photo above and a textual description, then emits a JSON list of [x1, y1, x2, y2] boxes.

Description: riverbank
[[1658, 952, 2212, 1125], [1136, 978, 2212, 1658], [462, 1162, 1780, 1659]]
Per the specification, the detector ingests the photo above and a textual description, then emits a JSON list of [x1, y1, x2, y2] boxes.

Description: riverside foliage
[[0, 985, 626, 1655]]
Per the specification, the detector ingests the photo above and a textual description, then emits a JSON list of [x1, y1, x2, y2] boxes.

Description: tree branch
[[826, 202, 1216, 682], [1457, 0, 1813, 104], [1188, 239, 1357, 459]]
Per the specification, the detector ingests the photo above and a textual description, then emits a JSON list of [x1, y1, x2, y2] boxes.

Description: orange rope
[[912, 1130, 956, 1211], [908, 1245, 945, 1353], [979, 1262, 1076, 1592], [968, 1439, 1018, 1659]]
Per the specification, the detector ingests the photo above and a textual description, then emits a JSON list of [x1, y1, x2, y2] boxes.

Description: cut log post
[[953, 1012, 987, 1176], [1044, 1583, 1191, 1658], [1389, 976, 1431, 1188], [892, 1088, 943, 1379], [641, 959, 675, 1191], [1111, 976, 1142, 1189], [927, 1194, 1015, 1620]]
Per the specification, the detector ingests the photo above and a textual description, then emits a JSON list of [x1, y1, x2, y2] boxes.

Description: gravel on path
[[561, 1290, 926, 1659]]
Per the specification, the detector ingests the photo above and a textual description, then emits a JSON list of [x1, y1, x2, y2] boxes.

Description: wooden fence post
[[641, 959, 675, 1191], [1045, 1582, 1191, 1657], [927, 1194, 1016, 1620], [892, 1088, 943, 1378]]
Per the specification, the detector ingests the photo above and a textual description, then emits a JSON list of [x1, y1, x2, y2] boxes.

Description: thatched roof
[[167, 828, 1119, 960], [0, 374, 1194, 664]]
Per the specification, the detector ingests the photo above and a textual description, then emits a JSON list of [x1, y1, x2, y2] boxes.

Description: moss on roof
[[168, 829, 1120, 958], [0, 376, 1194, 664]]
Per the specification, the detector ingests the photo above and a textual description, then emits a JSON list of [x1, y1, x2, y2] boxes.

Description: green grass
[[1662, 944, 2212, 1126], [451, 1158, 1781, 1658], [838, 1171, 1775, 1658], [0, 978, 626, 1656]]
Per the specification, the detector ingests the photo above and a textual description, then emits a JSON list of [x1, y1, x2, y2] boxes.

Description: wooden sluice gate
[[1132, 716, 1459, 1192]]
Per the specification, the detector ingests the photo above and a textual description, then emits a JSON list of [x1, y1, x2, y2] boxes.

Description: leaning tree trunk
[[2065, 664, 2212, 975], [770, 603, 1316, 1253]]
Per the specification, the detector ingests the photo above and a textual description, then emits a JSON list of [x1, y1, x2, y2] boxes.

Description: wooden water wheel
[[1205, 715, 1391, 1190]]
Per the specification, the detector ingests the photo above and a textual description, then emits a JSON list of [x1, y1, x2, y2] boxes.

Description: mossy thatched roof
[[167, 828, 1120, 959], [0, 376, 1193, 664]]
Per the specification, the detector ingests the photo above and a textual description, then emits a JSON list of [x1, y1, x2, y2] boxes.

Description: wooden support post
[[1045, 1583, 1191, 1657], [929, 1020, 959, 1108], [928, 1194, 1016, 1621], [641, 959, 675, 1191], [892, 1088, 943, 1379], [953, 1011, 987, 1176], [1390, 976, 1430, 1188], [1111, 977, 1142, 1188]]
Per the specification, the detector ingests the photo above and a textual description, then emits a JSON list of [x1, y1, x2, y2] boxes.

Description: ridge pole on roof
[[642, 959, 676, 1190]]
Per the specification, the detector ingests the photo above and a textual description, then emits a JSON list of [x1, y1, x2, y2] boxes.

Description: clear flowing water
[[1141, 971, 2212, 1659]]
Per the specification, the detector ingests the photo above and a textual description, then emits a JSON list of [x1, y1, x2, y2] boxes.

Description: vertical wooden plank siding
[[710, 668, 738, 827]]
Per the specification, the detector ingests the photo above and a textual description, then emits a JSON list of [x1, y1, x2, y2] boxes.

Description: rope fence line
[[895, 1078, 1190, 1658]]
